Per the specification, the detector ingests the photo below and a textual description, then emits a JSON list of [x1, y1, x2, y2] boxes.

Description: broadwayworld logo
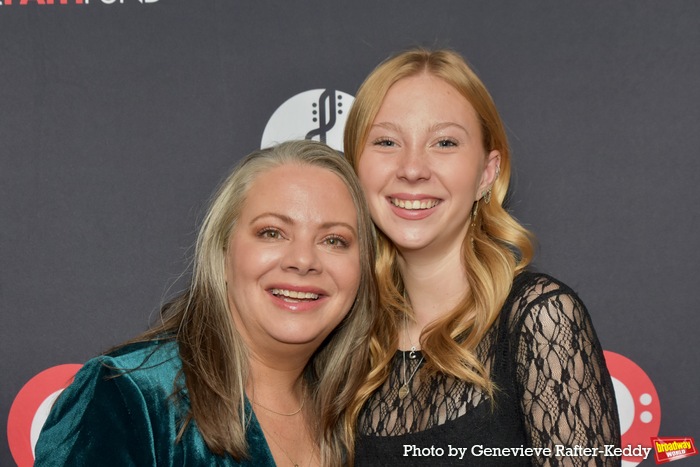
[[0, 0, 157, 5], [651, 437, 698, 464]]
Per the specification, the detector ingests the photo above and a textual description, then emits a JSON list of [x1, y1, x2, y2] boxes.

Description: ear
[[476, 150, 501, 199]]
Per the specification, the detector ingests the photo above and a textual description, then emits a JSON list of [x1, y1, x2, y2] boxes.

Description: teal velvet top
[[34, 340, 276, 466]]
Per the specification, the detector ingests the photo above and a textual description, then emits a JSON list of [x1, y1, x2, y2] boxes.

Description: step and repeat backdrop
[[2, 2, 698, 466]]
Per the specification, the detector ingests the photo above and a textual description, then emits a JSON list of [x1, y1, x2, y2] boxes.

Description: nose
[[281, 237, 322, 275], [396, 146, 431, 182]]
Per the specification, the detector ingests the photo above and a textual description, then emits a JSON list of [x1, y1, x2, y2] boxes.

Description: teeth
[[391, 198, 439, 210], [271, 289, 319, 300]]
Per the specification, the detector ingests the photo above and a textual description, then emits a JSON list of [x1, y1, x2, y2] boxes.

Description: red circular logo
[[604, 351, 661, 466], [7, 364, 82, 467]]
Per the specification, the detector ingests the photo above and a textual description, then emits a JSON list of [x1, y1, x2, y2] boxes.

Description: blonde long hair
[[136, 140, 377, 466], [344, 48, 534, 419]]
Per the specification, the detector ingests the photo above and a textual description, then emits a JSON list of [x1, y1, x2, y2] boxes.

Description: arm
[[513, 282, 621, 466], [34, 356, 157, 466]]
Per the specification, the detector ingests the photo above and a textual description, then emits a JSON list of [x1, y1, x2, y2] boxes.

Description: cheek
[[227, 242, 279, 283], [358, 166, 386, 222], [348, 261, 363, 309], [349, 261, 362, 296], [224, 248, 235, 284], [440, 162, 480, 196], [357, 154, 382, 193], [333, 256, 362, 300]]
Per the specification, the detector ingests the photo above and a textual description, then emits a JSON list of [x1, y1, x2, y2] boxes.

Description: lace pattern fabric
[[510, 279, 620, 460], [358, 330, 495, 436], [357, 272, 621, 466]]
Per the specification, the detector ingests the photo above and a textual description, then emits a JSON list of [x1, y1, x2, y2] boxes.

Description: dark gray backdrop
[[2, 2, 699, 466]]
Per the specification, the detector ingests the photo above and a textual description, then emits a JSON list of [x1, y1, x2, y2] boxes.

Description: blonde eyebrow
[[250, 212, 293, 225], [370, 121, 470, 136], [428, 122, 470, 135], [250, 213, 357, 236], [369, 122, 401, 132], [320, 221, 357, 237]]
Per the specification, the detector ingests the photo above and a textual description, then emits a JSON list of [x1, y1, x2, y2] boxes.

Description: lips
[[385, 195, 441, 221], [267, 284, 328, 311]]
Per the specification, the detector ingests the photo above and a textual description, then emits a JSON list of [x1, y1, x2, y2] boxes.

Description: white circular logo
[[261, 89, 354, 152]]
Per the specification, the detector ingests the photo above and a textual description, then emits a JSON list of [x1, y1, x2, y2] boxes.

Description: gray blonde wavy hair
[[139, 140, 377, 466]]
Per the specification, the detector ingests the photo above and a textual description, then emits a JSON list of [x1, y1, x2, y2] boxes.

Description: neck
[[247, 348, 308, 412], [248, 350, 319, 466], [398, 243, 469, 335]]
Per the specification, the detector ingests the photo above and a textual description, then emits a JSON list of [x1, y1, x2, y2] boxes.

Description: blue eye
[[373, 138, 396, 147], [437, 139, 457, 147]]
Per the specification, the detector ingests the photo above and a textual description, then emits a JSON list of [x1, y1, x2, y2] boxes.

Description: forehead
[[242, 163, 357, 223], [376, 73, 479, 123]]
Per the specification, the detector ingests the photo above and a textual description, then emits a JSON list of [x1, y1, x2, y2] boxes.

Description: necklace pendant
[[398, 385, 409, 399], [409, 346, 417, 359]]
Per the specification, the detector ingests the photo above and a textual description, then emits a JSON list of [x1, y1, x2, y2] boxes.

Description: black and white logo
[[261, 89, 354, 152]]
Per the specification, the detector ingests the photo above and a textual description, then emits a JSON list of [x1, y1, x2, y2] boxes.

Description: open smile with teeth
[[390, 198, 440, 210], [271, 288, 319, 301]]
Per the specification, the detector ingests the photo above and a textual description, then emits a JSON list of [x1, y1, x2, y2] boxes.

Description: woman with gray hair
[[34, 140, 378, 467]]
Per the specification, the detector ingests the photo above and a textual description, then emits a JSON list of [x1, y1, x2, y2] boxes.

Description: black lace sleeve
[[510, 275, 621, 466]]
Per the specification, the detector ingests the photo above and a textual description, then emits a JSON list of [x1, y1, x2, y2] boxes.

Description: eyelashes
[[370, 137, 460, 148], [371, 138, 396, 147], [257, 227, 283, 240], [255, 227, 351, 249], [321, 235, 350, 249], [436, 138, 458, 147]]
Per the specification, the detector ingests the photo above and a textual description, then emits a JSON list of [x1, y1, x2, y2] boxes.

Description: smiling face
[[357, 73, 500, 257], [224, 163, 361, 356]]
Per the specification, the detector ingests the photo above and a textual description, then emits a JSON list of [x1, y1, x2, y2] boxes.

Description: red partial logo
[[7, 364, 82, 467], [651, 437, 697, 464], [604, 351, 661, 466]]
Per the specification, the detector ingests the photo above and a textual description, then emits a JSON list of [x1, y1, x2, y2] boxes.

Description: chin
[[271, 331, 323, 346], [392, 236, 433, 252]]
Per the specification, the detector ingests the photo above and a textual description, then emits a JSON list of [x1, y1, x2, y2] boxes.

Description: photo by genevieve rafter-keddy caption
[[402, 443, 654, 463]]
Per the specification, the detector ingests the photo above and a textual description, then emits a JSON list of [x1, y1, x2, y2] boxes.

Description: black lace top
[[355, 272, 621, 466]]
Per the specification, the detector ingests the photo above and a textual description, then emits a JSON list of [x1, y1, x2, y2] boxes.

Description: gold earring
[[471, 200, 479, 249]]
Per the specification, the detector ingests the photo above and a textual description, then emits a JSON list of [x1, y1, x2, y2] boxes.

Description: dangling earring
[[471, 199, 479, 249], [483, 188, 492, 204], [484, 165, 500, 205]]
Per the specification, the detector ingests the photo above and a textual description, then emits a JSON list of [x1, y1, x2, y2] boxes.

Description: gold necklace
[[399, 352, 424, 399], [252, 384, 305, 417], [253, 394, 305, 417], [259, 422, 313, 467], [399, 314, 424, 399], [404, 313, 420, 360]]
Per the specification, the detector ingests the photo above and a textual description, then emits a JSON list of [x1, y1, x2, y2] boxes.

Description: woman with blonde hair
[[35, 140, 378, 466], [344, 48, 620, 466]]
